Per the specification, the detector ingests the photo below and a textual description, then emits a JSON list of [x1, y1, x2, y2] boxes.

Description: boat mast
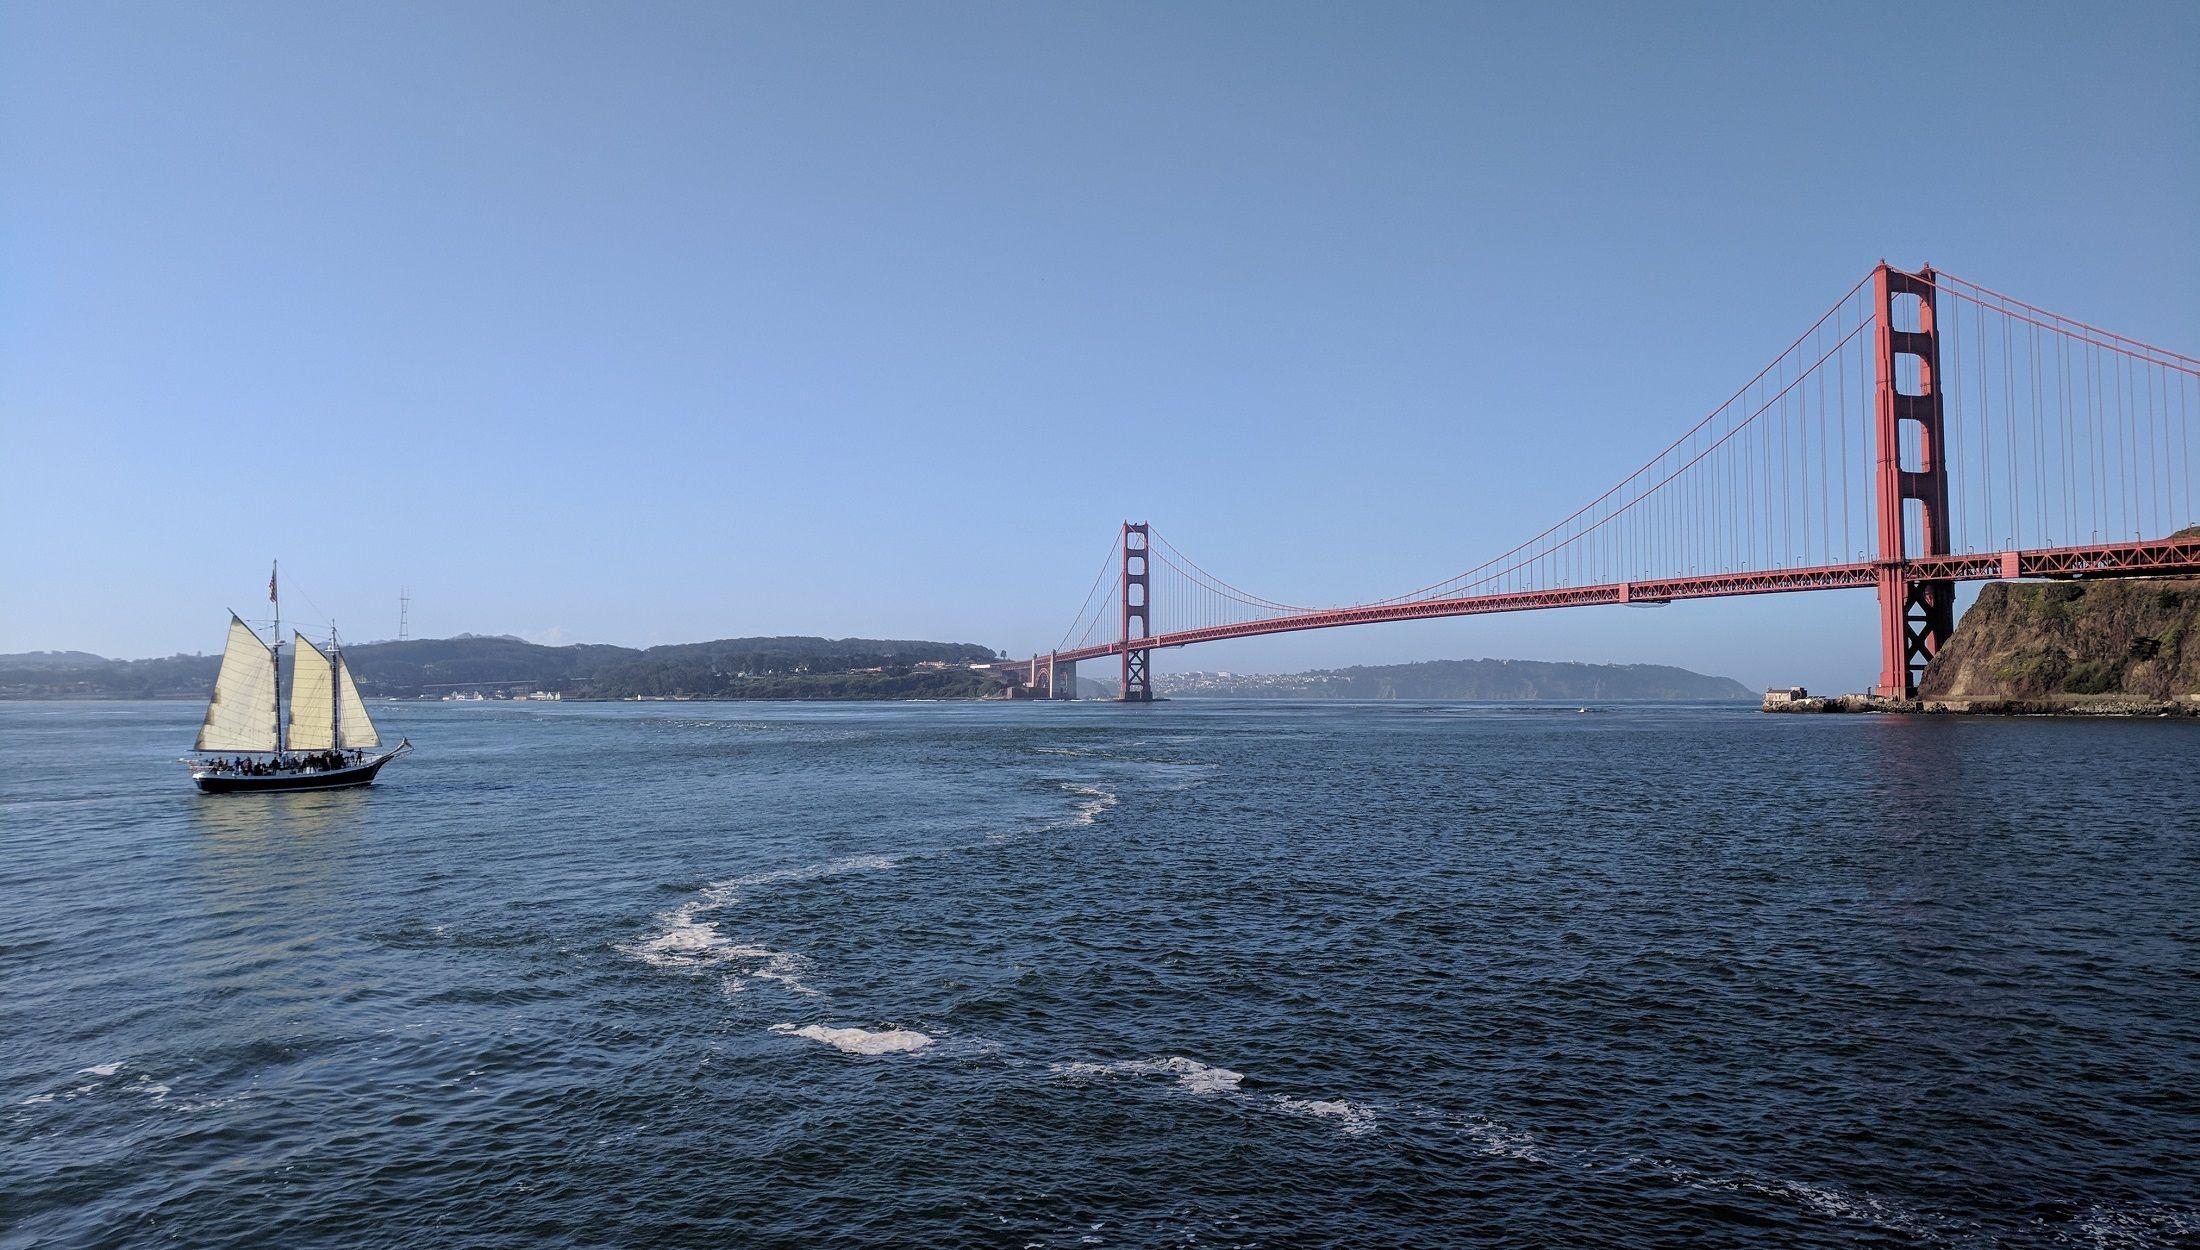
[[330, 623, 342, 749], [271, 560, 286, 759]]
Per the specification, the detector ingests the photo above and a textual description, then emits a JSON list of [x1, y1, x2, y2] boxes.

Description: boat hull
[[192, 746, 405, 794]]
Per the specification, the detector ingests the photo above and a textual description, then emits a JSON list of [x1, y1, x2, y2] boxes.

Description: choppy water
[[3, 699, 2196, 1248]]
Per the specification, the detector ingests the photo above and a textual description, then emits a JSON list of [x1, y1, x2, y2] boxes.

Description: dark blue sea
[[3, 699, 2196, 1248]]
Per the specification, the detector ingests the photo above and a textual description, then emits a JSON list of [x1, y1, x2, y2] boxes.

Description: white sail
[[287, 632, 337, 750], [196, 616, 280, 752], [336, 655, 380, 748]]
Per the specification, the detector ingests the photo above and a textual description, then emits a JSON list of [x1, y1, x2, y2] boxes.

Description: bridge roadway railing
[[1042, 536, 2200, 665]]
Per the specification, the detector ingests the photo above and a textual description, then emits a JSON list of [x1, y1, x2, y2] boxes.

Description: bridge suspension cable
[[1055, 530, 1123, 654], [1363, 273, 1883, 607], [1033, 264, 2200, 698]]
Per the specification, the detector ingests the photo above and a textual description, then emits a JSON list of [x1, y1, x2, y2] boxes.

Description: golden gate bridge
[[1017, 264, 2200, 701]]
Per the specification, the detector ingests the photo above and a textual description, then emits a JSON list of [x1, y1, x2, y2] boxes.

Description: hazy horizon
[[4, 627, 1763, 684]]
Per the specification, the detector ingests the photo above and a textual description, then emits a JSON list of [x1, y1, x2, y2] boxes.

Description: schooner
[[187, 564, 411, 793]]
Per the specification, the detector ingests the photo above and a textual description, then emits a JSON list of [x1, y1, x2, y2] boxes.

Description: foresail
[[288, 632, 337, 750], [196, 617, 279, 752], [336, 657, 380, 748]]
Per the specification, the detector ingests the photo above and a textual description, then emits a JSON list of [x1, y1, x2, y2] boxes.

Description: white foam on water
[[622, 903, 822, 995], [627, 779, 1126, 1050], [1051, 1055, 1381, 1137], [772, 1023, 933, 1055], [1273, 1095, 1378, 1136], [1161, 1056, 1243, 1094], [1054, 782, 1119, 829], [2066, 1202, 2199, 1249], [625, 853, 904, 980], [1048, 1056, 1240, 1095], [625, 906, 727, 969], [1457, 1115, 1548, 1163], [717, 946, 821, 996], [19, 1064, 195, 1112], [705, 853, 902, 901], [1630, 1155, 1946, 1241], [1771, 1180, 1906, 1229]]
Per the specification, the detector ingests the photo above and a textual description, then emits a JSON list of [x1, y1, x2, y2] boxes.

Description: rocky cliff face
[[1919, 578, 2200, 703]]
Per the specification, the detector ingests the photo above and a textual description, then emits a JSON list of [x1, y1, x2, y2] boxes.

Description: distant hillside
[[0, 650, 107, 670], [1154, 658, 1754, 701], [0, 635, 1010, 701]]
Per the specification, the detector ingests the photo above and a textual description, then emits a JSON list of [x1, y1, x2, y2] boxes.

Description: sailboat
[[186, 565, 411, 793]]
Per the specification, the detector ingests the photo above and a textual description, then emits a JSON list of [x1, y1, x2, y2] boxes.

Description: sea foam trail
[[1054, 783, 1119, 829], [621, 905, 819, 992], [629, 776, 1122, 1060], [1394, 1107, 1950, 1241], [1049, 1056, 1377, 1136], [1274, 1095, 1379, 1137], [630, 774, 1115, 976], [1049, 1054, 1946, 1229], [2066, 1202, 2200, 1249], [19, 1065, 185, 1111], [772, 1023, 933, 1055], [623, 853, 905, 981], [1051, 1056, 1244, 1095]]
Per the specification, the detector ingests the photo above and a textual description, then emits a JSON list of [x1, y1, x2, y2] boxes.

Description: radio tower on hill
[[398, 587, 411, 642]]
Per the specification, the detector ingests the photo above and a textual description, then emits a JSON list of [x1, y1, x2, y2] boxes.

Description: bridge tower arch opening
[[1871, 263, 1954, 698], [1120, 521, 1153, 701]]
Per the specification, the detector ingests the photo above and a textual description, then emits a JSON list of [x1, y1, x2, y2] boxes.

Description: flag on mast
[[269, 563, 278, 603]]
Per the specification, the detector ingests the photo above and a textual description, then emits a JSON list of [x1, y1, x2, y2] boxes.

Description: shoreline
[[1764, 693, 2200, 718]]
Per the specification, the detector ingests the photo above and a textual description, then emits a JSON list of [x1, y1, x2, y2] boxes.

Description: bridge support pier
[[1046, 654, 1076, 700], [1120, 521, 1153, 702], [1870, 264, 1955, 698]]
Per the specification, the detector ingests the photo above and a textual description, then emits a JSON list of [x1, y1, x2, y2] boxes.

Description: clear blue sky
[[4, 2, 2195, 691]]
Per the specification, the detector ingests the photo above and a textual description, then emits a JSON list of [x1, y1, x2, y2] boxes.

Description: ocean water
[[2, 699, 2195, 1248]]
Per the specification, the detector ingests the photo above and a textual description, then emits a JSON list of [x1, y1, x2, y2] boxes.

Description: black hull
[[193, 753, 396, 794]]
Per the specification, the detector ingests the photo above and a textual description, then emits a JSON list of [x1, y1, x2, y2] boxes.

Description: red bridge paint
[[1027, 266, 2200, 701]]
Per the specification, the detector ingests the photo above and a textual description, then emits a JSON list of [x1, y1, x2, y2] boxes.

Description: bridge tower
[[1047, 652, 1076, 700], [1870, 263, 1955, 698], [1119, 521, 1153, 701]]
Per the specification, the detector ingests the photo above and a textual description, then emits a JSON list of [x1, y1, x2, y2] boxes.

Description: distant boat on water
[[185, 563, 410, 793]]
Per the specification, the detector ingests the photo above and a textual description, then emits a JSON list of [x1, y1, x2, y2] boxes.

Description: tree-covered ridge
[[0, 635, 1008, 700]]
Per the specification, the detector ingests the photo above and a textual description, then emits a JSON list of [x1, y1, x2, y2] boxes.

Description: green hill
[[0, 635, 1009, 701], [1919, 579, 2200, 705]]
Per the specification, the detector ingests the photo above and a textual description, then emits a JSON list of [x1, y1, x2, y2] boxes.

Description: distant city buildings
[[437, 689, 563, 701], [1153, 671, 1350, 697]]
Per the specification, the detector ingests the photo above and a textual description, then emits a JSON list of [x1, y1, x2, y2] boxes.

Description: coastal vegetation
[[0, 635, 1009, 701], [1919, 578, 2200, 706]]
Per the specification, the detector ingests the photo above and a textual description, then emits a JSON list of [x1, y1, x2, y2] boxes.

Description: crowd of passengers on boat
[[202, 749, 368, 775]]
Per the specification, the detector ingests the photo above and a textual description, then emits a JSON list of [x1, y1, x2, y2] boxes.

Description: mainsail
[[335, 655, 379, 748], [287, 632, 337, 750], [196, 615, 280, 752]]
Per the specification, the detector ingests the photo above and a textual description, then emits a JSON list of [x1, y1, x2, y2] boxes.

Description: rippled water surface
[[3, 699, 2196, 1248]]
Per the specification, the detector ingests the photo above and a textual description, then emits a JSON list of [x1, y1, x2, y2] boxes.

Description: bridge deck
[[1045, 537, 2200, 665]]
